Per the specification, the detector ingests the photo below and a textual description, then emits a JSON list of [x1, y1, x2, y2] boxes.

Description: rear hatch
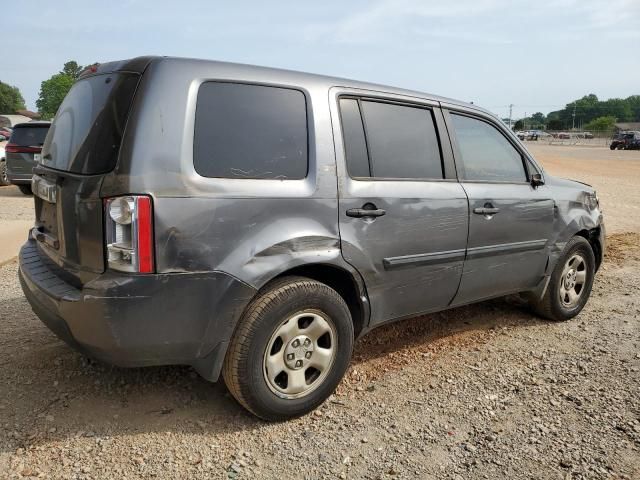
[[6, 123, 50, 176], [32, 61, 150, 284]]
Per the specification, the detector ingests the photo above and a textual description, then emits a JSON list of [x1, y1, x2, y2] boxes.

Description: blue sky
[[5, 0, 639, 119]]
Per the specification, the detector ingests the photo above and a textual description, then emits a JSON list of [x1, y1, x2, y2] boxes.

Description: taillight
[[5, 143, 41, 154], [104, 195, 155, 273]]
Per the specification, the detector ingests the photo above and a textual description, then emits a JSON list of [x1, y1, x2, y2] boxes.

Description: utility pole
[[508, 104, 513, 129], [572, 103, 576, 130], [524, 112, 527, 130]]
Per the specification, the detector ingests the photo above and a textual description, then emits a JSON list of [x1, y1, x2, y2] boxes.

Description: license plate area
[[37, 200, 58, 238]]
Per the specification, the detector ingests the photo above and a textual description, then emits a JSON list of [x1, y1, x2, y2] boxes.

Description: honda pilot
[[19, 57, 605, 420]]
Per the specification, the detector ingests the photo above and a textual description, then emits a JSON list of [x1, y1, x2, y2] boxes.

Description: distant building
[[16, 110, 41, 120], [0, 114, 33, 127], [614, 122, 640, 132]]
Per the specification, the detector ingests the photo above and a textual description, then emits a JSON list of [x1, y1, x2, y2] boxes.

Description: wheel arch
[[271, 263, 370, 339], [575, 227, 603, 271]]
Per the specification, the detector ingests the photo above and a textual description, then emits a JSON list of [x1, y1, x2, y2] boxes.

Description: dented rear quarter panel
[[100, 57, 358, 290]]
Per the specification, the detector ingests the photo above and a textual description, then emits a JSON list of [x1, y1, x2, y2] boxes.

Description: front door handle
[[473, 207, 500, 215], [346, 204, 386, 218]]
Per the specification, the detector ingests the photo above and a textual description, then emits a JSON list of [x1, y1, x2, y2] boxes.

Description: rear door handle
[[346, 206, 386, 218], [473, 207, 500, 215]]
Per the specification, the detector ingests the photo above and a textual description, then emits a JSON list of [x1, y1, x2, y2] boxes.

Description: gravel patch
[[0, 236, 638, 479]]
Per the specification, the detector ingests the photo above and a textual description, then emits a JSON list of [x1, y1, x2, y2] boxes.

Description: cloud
[[307, 0, 512, 45]]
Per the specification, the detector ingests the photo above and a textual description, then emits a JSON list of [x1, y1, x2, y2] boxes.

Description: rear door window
[[194, 82, 308, 179], [339, 98, 443, 179], [450, 113, 526, 182]]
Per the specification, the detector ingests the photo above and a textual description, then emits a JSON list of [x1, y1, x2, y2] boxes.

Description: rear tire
[[530, 236, 595, 321], [0, 160, 9, 186], [222, 276, 354, 421], [18, 184, 32, 195]]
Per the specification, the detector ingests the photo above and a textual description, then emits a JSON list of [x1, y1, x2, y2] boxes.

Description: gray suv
[[5, 121, 51, 194], [19, 57, 605, 420]]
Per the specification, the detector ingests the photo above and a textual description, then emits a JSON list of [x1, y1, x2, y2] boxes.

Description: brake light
[[5, 143, 41, 154], [104, 195, 155, 273]]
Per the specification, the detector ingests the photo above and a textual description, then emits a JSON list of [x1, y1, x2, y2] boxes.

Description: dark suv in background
[[610, 131, 640, 150], [18, 57, 604, 420], [5, 121, 51, 194]]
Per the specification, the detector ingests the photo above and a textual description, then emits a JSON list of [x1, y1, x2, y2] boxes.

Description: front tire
[[222, 276, 354, 421], [0, 160, 9, 186], [530, 236, 595, 321]]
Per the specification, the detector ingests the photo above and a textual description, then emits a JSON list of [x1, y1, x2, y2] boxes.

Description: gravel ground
[[0, 145, 638, 479], [0, 186, 34, 223]]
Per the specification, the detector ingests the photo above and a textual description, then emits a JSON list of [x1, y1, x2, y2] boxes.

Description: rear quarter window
[[194, 82, 308, 180]]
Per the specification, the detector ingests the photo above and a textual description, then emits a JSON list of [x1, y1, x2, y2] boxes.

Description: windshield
[[41, 72, 140, 174]]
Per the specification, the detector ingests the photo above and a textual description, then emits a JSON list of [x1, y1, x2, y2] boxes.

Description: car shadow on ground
[[0, 185, 27, 198], [0, 290, 546, 452]]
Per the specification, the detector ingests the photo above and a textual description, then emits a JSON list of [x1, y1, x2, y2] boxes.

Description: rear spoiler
[[78, 56, 159, 80]]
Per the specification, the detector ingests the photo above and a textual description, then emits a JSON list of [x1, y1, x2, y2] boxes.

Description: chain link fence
[[515, 129, 617, 147]]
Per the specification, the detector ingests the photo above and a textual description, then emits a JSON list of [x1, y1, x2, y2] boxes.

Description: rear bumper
[[7, 172, 31, 184], [19, 239, 256, 381]]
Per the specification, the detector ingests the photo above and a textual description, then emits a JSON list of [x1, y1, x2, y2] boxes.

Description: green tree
[[62, 61, 83, 80], [36, 73, 74, 119], [584, 116, 616, 132], [547, 118, 563, 130], [530, 112, 546, 126], [0, 81, 26, 113], [514, 120, 524, 130], [36, 60, 83, 119], [600, 98, 632, 122]]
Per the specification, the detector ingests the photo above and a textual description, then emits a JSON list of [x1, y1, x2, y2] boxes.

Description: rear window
[[41, 73, 139, 174], [194, 82, 308, 179], [10, 125, 49, 146]]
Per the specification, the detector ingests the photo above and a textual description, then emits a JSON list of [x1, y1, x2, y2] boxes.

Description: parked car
[[610, 131, 640, 150], [516, 130, 540, 141], [0, 126, 13, 140], [19, 57, 605, 421], [579, 131, 594, 139], [0, 142, 7, 186], [556, 132, 571, 139], [5, 121, 51, 194]]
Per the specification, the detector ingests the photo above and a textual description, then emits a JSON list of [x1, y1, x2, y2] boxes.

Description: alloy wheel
[[559, 253, 587, 308], [263, 310, 337, 399]]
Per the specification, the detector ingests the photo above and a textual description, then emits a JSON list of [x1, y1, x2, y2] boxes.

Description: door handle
[[346, 205, 386, 218], [473, 206, 500, 215]]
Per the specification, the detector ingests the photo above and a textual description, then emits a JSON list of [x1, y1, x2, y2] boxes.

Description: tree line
[[510, 94, 640, 132]]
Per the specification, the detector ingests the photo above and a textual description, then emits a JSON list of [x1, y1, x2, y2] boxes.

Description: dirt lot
[[0, 145, 639, 479]]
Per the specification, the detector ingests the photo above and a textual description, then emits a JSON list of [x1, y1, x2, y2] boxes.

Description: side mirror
[[531, 173, 544, 187]]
